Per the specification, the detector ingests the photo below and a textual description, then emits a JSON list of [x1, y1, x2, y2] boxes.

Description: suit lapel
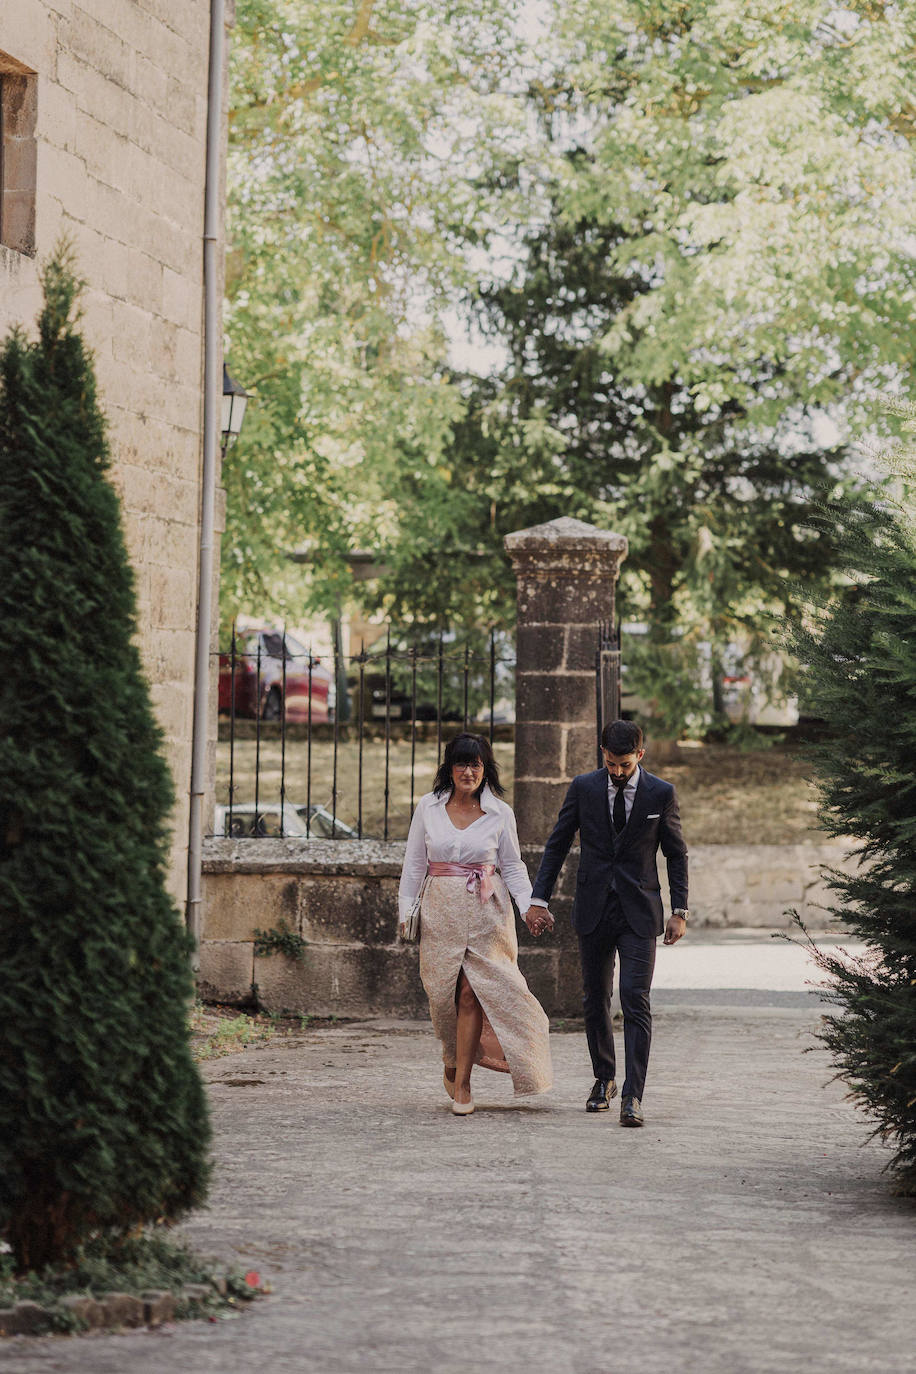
[[593, 769, 615, 853]]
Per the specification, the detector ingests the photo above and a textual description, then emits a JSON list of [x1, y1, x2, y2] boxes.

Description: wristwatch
[[672, 909, 689, 922]]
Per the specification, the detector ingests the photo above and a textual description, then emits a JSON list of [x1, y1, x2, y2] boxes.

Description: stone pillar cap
[[504, 517, 628, 558]]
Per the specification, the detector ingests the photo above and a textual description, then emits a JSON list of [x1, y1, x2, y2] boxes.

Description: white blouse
[[398, 786, 533, 921]]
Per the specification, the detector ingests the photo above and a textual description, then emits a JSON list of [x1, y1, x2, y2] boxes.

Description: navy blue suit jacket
[[531, 768, 688, 938]]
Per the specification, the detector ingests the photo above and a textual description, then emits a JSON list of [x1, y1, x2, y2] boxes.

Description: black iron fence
[[213, 626, 515, 841], [594, 619, 622, 763], [213, 621, 624, 841]]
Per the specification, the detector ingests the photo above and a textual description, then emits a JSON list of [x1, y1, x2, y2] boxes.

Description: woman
[[399, 733, 553, 1115]]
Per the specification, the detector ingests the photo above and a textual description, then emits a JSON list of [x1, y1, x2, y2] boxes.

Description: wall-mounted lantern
[[221, 364, 249, 454]]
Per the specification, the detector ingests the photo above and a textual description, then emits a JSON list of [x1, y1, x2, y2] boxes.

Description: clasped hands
[[524, 907, 555, 938]]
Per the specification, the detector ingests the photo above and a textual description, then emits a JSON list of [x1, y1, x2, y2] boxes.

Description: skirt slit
[[419, 874, 552, 1097]]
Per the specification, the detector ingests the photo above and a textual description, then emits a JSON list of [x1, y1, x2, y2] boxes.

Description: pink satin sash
[[427, 861, 496, 903]]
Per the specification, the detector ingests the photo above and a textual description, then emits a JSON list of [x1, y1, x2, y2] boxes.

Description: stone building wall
[[0, 1, 228, 903]]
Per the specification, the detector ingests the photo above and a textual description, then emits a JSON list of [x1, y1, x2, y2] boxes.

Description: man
[[524, 720, 688, 1126]]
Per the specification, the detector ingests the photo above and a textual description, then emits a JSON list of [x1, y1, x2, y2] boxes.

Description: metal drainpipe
[[186, 0, 226, 961]]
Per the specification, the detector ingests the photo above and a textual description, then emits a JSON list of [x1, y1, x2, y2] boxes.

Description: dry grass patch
[[215, 737, 514, 840], [214, 736, 824, 845], [663, 741, 824, 845]]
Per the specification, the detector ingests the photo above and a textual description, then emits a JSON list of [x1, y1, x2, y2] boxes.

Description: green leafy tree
[[223, 1, 916, 669], [0, 255, 210, 1270], [374, 187, 855, 730], [791, 454, 916, 1195], [335, 5, 915, 647], [223, 0, 530, 626], [552, 1, 916, 420], [480, 199, 853, 710], [365, 370, 559, 631]]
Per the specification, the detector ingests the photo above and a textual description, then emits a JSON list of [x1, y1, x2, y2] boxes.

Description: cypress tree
[[793, 484, 916, 1195], [0, 252, 210, 1269]]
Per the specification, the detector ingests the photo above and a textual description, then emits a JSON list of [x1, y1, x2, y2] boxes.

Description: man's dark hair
[[433, 732, 504, 798], [601, 720, 644, 754]]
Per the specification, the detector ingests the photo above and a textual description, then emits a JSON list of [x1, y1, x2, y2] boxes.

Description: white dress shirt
[[608, 763, 641, 825], [529, 766, 642, 910], [398, 785, 533, 921]]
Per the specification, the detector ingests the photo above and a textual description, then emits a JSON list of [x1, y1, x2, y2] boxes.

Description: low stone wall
[[198, 838, 855, 1019]]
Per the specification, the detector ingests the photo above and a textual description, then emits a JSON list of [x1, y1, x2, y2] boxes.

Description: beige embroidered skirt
[[418, 873, 553, 1097]]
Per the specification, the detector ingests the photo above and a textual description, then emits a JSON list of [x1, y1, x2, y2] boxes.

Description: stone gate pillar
[[505, 517, 628, 845]]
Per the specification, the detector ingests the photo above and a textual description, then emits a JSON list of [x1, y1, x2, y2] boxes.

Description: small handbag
[[400, 877, 426, 942]]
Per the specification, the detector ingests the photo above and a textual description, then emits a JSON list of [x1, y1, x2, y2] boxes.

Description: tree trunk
[[7, 1181, 80, 1272]]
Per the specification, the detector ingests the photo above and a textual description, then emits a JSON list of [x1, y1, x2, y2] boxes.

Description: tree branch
[[233, 2, 397, 118], [344, 0, 391, 47]]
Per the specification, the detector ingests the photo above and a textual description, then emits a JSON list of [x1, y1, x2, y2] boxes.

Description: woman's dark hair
[[433, 733, 504, 798]]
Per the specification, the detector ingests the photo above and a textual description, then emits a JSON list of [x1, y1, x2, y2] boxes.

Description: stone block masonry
[[0, 2, 227, 905], [505, 518, 628, 846], [199, 838, 856, 1017]]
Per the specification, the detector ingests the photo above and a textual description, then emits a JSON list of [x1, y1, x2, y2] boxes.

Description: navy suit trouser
[[578, 894, 656, 1100]]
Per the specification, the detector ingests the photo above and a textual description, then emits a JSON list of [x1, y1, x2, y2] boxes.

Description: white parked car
[[212, 802, 364, 839]]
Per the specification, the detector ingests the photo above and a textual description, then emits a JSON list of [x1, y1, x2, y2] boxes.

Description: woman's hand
[[524, 907, 555, 938]]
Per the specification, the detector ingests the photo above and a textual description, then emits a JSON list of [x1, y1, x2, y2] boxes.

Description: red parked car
[[218, 627, 332, 722]]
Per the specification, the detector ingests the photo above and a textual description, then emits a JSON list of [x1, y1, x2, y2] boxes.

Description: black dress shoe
[[586, 1078, 618, 1112], [619, 1095, 644, 1127]]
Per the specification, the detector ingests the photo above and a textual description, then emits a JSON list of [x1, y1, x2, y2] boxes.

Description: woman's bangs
[[451, 741, 483, 769]]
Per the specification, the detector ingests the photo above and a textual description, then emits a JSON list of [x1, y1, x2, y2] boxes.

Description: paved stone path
[[4, 942, 916, 1373]]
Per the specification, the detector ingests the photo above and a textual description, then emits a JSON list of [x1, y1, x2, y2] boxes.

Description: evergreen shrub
[[0, 251, 210, 1269], [792, 485, 916, 1195]]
